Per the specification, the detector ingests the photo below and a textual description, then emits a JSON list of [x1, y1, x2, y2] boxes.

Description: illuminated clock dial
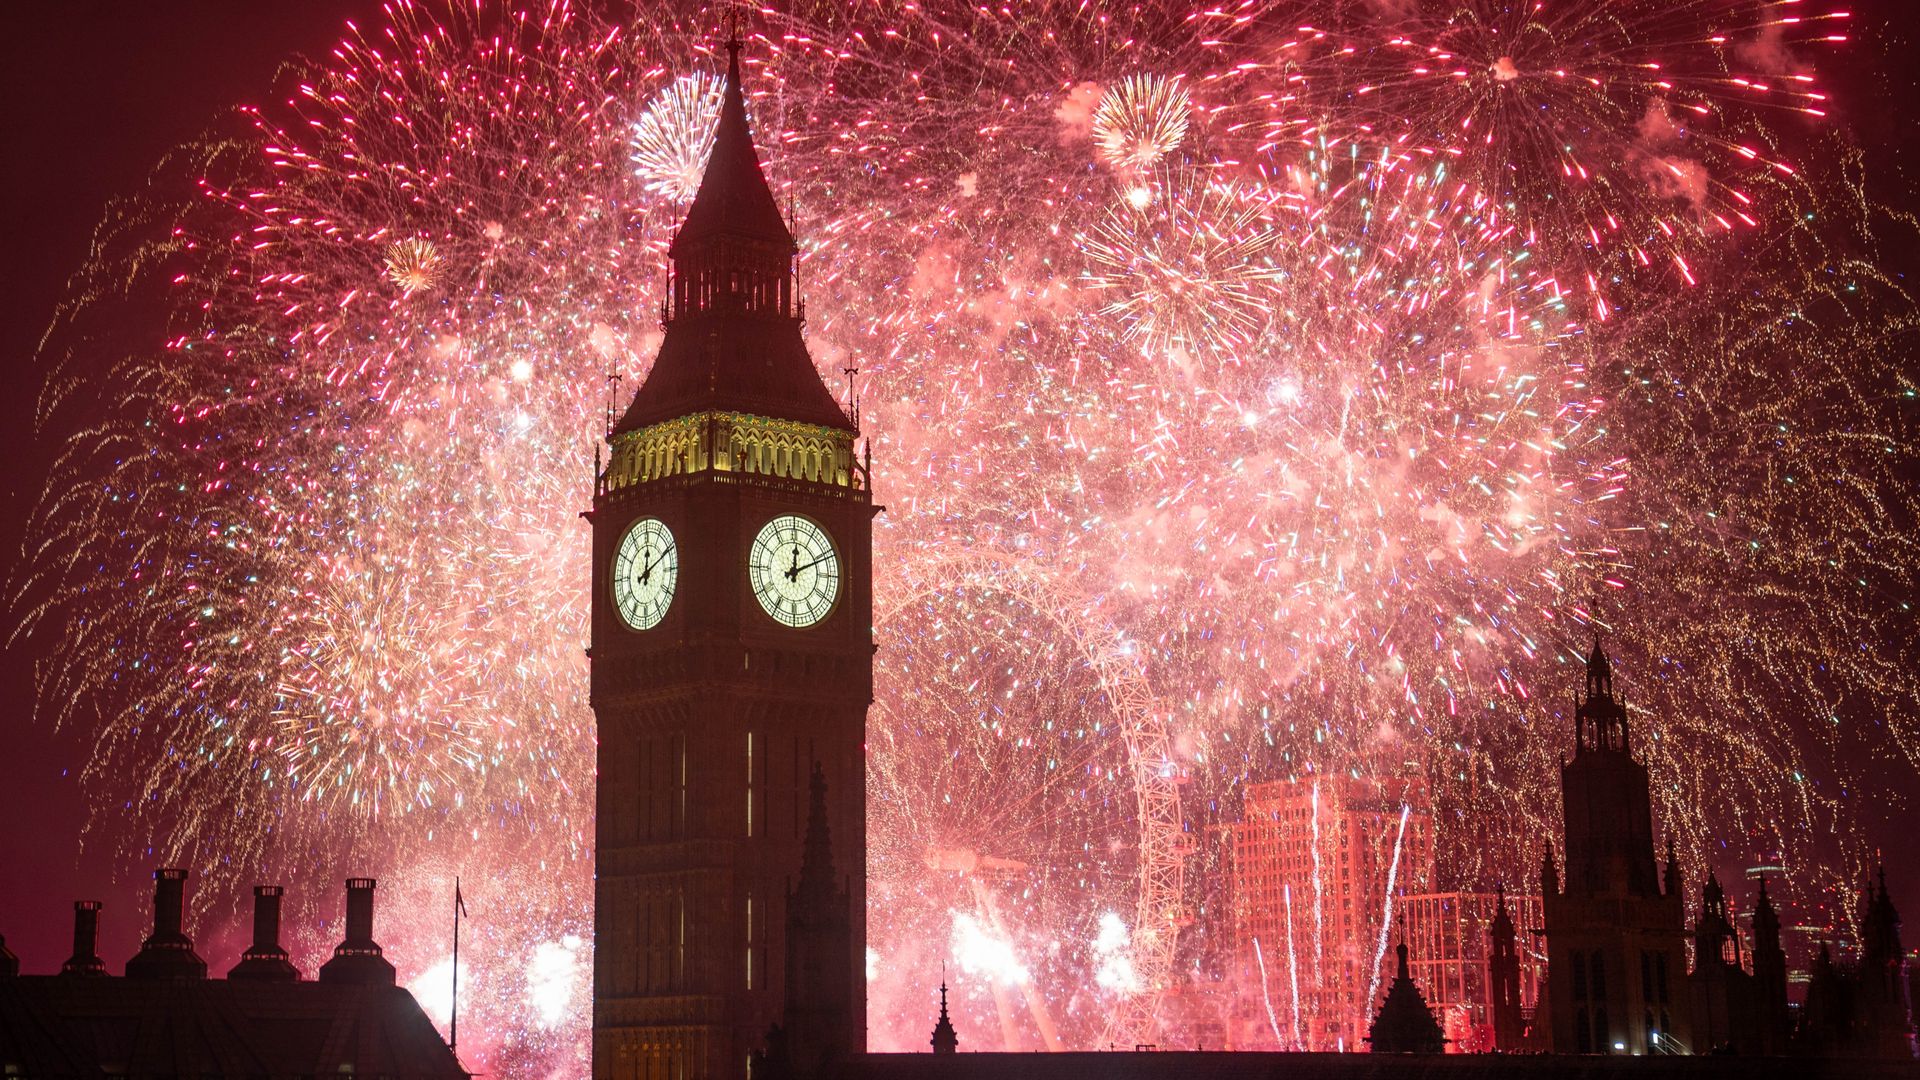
[[749, 515, 839, 628], [612, 517, 677, 630]]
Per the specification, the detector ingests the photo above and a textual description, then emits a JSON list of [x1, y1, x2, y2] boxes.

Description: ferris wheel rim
[[873, 547, 1187, 1047]]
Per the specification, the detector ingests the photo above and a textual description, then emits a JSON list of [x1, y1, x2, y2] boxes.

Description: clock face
[[612, 517, 677, 630], [748, 515, 839, 628]]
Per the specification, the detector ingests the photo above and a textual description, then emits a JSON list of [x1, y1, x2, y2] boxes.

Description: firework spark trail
[[1252, 935, 1285, 1049], [1283, 883, 1301, 1049], [1081, 170, 1288, 357], [867, 548, 1166, 1049], [1364, 803, 1414, 1012], [10, 0, 1918, 1071]]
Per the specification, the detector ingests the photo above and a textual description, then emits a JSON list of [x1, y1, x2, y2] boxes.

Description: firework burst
[[384, 237, 444, 295], [1093, 73, 1192, 171], [630, 72, 727, 201], [1081, 171, 1284, 359]]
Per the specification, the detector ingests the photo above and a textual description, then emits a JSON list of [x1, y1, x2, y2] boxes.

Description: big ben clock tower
[[589, 37, 871, 1080]]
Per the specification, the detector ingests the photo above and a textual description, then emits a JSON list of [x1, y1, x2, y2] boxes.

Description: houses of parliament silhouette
[[2, 33, 1916, 1080]]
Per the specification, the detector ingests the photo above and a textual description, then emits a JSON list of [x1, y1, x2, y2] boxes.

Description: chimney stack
[[156, 869, 184, 935], [345, 877, 375, 945], [253, 885, 284, 949], [61, 901, 106, 976], [228, 885, 300, 982], [318, 877, 395, 985], [126, 867, 208, 980]]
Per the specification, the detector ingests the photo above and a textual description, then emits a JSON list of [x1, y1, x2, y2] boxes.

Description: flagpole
[[451, 876, 462, 1056]]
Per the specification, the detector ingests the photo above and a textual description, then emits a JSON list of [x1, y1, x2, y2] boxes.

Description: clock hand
[[638, 542, 677, 584], [785, 546, 801, 582], [790, 553, 835, 575]]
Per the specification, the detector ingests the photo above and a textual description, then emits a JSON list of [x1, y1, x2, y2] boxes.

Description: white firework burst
[[630, 73, 726, 201]]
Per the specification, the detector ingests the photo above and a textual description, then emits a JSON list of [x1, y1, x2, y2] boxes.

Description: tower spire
[[669, 32, 792, 260], [1367, 941, 1446, 1053], [1488, 884, 1526, 1051], [931, 970, 959, 1054], [615, 34, 851, 434], [1574, 634, 1627, 754], [797, 761, 838, 898], [1585, 634, 1612, 699], [777, 761, 858, 1075], [727, 17, 743, 70]]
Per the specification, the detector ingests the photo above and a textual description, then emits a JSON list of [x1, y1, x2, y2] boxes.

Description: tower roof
[[614, 318, 853, 433], [1367, 942, 1446, 1053], [671, 37, 793, 257], [613, 37, 854, 435]]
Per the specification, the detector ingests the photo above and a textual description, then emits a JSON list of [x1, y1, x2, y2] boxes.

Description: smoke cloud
[[1054, 81, 1103, 144]]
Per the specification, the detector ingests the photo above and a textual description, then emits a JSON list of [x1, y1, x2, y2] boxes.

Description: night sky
[[1, 1, 396, 973], [4, 1, 1920, 980]]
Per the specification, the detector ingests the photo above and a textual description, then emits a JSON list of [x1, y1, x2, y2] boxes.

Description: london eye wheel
[[867, 549, 1187, 1051]]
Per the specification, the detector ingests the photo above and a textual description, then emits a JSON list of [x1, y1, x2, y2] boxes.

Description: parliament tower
[[1540, 642, 1691, 1055], [589, 37, 872, 1080]]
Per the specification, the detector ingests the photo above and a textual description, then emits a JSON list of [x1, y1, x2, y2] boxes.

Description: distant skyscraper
[[1231, 772, 1433, 1050], [1749, 878, 1792, 1051]]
